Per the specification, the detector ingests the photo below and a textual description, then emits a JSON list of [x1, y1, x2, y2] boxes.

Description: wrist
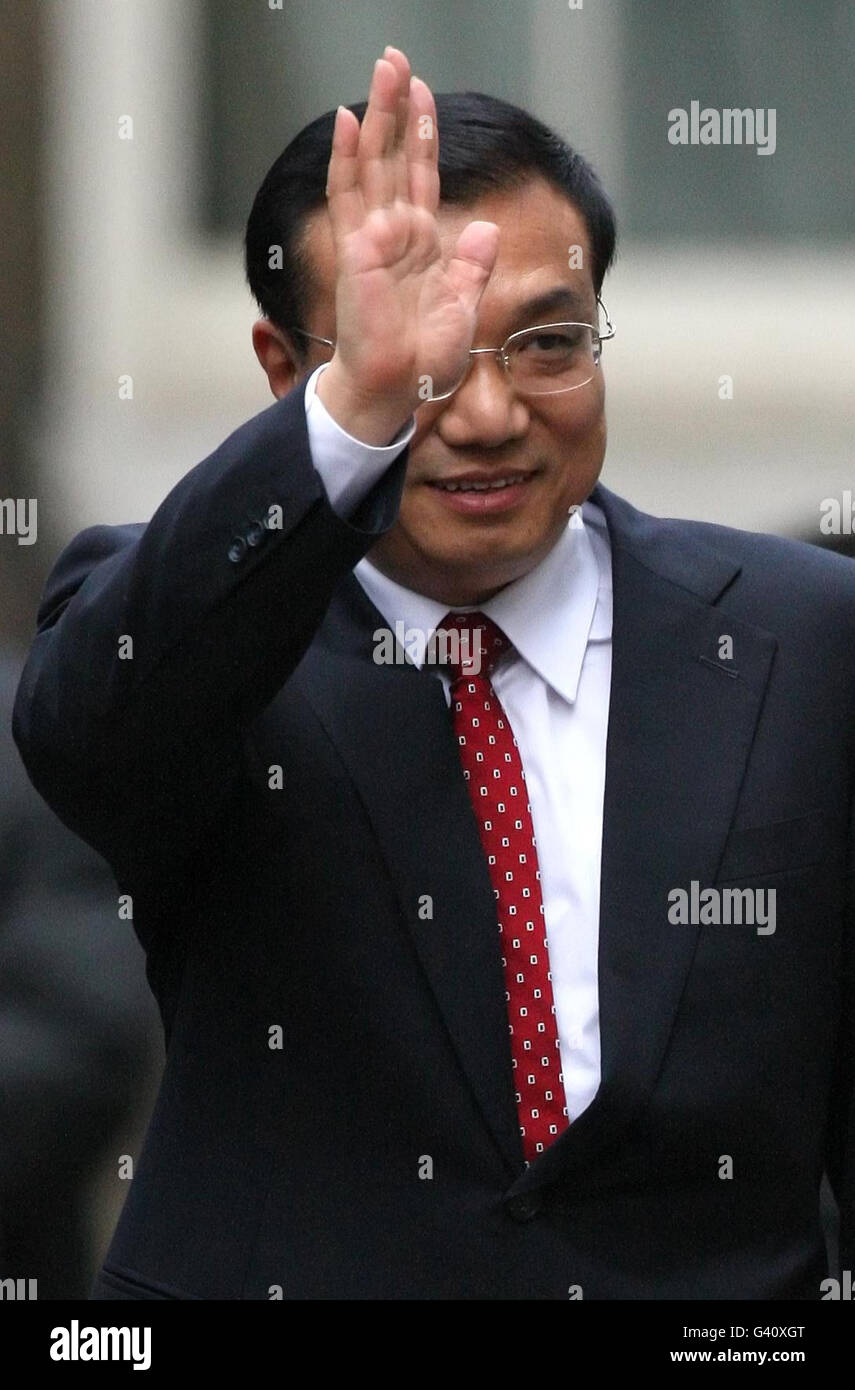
[[315, 361, 414, 447]]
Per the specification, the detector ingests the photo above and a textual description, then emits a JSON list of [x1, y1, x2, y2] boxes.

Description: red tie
[[435, 611, 568, 1166]]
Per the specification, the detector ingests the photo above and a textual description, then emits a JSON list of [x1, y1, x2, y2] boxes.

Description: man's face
[[296, 177, 607, 604]]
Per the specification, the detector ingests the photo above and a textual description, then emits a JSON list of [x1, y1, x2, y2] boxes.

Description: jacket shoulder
[[592, 484, 855, 612]]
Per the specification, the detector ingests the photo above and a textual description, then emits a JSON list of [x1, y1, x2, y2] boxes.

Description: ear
[[252, 319, 303, 399]]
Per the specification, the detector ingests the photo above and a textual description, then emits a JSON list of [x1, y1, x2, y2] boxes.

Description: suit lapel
[[292, 577, 524, 1176], [508, 486, 779, 1196]]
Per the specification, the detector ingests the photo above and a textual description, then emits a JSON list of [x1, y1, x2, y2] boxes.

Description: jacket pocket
[[715, 809, 831, 882]]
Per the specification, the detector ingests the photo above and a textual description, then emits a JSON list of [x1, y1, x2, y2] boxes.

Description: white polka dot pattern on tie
[[436, 611, 569, 1166]]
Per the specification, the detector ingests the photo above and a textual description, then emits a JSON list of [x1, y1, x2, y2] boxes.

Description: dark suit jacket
[[12, 378, 855, 1299]]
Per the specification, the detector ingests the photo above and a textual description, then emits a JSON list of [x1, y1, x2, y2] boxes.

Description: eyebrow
[[512, 286, 592, 325]]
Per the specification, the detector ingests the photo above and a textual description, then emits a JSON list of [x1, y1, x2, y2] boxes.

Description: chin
[[435, 549, 535, 589]]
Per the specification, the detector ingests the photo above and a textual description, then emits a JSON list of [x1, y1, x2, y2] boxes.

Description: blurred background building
[[1, 0, 852, 1296]]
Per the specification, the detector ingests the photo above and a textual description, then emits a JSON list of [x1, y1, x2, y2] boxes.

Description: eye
[[535, 333, 572, 351], [516, 327, 585, 358]]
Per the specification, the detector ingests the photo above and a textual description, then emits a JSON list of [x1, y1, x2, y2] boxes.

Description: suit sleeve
[[12, 378, 408, 878]]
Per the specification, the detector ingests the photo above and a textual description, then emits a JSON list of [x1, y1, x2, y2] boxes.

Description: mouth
[[425, 471, 536, 514]]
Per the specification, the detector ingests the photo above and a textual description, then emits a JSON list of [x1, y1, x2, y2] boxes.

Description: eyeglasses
[[289, 295, 615, 402]]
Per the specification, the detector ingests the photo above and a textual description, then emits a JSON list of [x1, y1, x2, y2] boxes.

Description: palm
[[325, 51, 498, 410], [336, 204, 490, 397]]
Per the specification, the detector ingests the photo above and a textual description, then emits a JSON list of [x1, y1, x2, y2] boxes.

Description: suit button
[[227, 537, 247, 563], [506, 1194, 541, 1223], [245, 519, 266, 548]]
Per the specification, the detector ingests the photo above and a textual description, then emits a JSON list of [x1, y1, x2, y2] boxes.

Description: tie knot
[[432, 610, 511, 683]]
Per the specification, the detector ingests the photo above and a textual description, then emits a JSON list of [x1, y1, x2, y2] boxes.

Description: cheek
[[544, 400, 606, 478], [406, 411, 443, 468], [563, 376, 606, 443]]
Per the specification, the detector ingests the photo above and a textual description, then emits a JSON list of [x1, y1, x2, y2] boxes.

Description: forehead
[[300, 177, 595, 323]]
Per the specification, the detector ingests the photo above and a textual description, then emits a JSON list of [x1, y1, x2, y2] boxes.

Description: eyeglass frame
[[287, 295, 616, 401]]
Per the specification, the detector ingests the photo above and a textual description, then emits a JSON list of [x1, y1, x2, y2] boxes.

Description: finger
[[406, 76, 440, 215], [325, 105, 364, 241], [382, 46, 412, 203], [358, 57, 401, 210], [444, 221, 501, 316]]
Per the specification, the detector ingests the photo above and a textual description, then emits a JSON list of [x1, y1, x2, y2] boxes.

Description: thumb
[[444, 220, 500, 314]]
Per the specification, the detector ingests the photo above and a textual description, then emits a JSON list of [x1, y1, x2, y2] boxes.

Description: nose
[[433, 353, 530, 449]]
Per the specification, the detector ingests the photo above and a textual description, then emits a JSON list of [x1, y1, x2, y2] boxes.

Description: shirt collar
[[354, 501, 610, 705]]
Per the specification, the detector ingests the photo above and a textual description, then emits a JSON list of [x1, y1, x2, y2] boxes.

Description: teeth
[[436, 476, 525, 492]]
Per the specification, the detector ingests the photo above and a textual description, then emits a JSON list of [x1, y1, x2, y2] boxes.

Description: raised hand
[[316, 47, 500, 444]]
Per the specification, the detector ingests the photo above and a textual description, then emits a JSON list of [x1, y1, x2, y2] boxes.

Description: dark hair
[[245, 91, 617, 347]]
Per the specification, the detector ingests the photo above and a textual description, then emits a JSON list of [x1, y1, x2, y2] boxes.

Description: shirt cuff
[[304, 363, 416, 518]]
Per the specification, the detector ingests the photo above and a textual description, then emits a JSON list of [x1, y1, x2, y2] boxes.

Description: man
[[13, 47, 855, 1299]]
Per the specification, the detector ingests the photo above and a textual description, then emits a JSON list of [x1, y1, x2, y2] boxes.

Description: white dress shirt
[[302, 364, 613, 1122]]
